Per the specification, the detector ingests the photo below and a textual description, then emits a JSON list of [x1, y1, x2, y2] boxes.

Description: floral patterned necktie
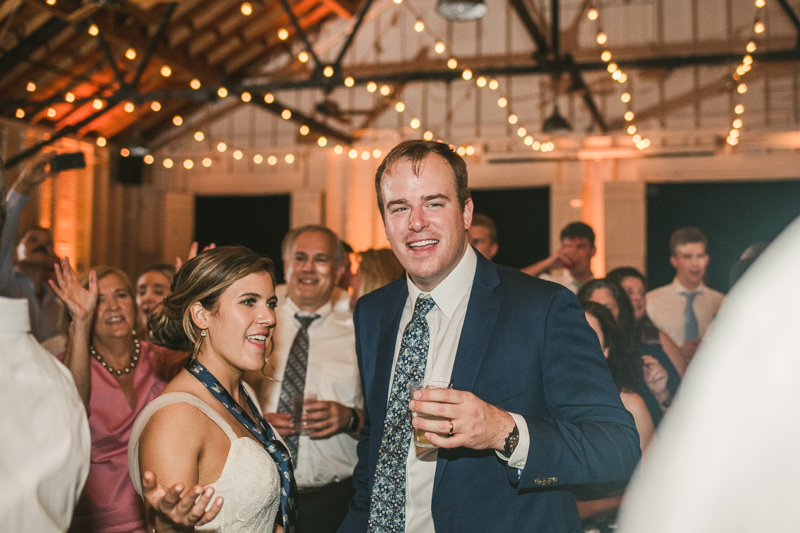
[[368, 294, 436, 533], [187, 358, 298, 533]]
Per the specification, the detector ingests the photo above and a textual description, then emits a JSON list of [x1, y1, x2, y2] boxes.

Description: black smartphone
[[50, 152, 86, 172]]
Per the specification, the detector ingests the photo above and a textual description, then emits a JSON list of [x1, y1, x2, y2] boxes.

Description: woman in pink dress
[[51, 259, 167, 533]]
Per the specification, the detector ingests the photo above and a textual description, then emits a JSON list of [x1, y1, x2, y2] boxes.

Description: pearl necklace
[[90, 336, 141, 376]]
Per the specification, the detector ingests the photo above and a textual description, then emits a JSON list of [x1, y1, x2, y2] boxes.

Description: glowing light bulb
[[735, 104, 744, 114], [299, 125, 309, 135], [737, 83, 747, 94], [728, 136, 739, 146], [194, 131, 204, 141], [344, 76, 355, 87], [596, 32, 607, 45], [151, 101, 161, 111], [497, 97, 507, 108], [317, 136, 328, 147], [15, 108, 24, 118], [466, 145, 475, 156], [730, 128, 740, 138], [395, 101, 405, 112], [125, 48, 136, 60], [264, 93, 274, 103], [278, 28, 289, 40], [508, 114, 518, 124], [447, 58, 458, 69], [26, 82, 36, 92], [414, 20, 424, 32], [532, 141, 541, 150], [746, 41, 757, 52], [217, 142, 227, 152], [334, 145, 343, 154], [611, 70, 622, 80], [45, 107, 57, 118], [756, 0, 765, 6], [624, 111, 634, 121], [588, 8, 598, 20], [184, 159, 194, 169], [233, 150, 243, 160], [65, 92, 75, 102], [323, 66, 334, 77], [241, 91, 251, 102], [285, 154, 295, 164], [435, 41, 445, 54], [627, 125, 637, 135], [298, 51, 309, 63], [607, 62, 618, 73], [457, 146, 466, 156], [373, 149, 382, 158], [618, 73, 627, 83], [163, 158, 173, 168], [241, 2, 252, 15], [733, 118, 743, 129], [476, 76, 487, 88], [88, 24, 99, 36], [268, 155, 277, 165], [172, 115, 183, 126], [462, 69, 472, 81], [517, 127, 526, 137], [423, 131, 433, 141], [160, 65, 171, 77], [218, 87, 228, 98], [366, 82, 377, 93], [632, 134, 642, 143], [123, 102, 134, 113], [144, 155, 154, 164], [202, 157, 212, 167], [282, 109, 292, 120], [93, 99, 103, 109], [380, 85, 391, 96], [524, 136, 533, 146], [621, 92, 631, 103], [410, 117, 421, 129], [488, 79, 499, 90], [754, 21, 765, 33], [348, 149, 358, 159], [743, 55, 753, 65], [601, 50, 612, 62], [96, 137, 106, 147]]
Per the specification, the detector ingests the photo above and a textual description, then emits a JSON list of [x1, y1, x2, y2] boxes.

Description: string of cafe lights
[[586, 3, 650, 150], [726, 0, 765, 147]]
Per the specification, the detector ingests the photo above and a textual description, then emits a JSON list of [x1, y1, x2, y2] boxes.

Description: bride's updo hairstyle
[[148, 245, 276, 353]]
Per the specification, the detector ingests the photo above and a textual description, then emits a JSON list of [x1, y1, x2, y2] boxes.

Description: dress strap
[[128, 392, 238, 496]]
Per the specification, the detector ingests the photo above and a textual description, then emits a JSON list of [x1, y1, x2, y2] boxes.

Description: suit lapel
[[434, 255, 503, 493], [369, 281, 409, 451]]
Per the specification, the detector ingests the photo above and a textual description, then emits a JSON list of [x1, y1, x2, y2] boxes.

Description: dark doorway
[[469, 186, 550, 270], [646, 180, 800, 293], [194, 194, 291, 284]]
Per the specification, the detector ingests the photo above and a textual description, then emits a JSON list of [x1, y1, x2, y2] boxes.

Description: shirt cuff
[[495, 412, 528, 470]]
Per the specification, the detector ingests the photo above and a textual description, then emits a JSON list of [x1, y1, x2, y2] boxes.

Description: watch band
[[503, 423, 519, 456], [346, 407, 359, 433]]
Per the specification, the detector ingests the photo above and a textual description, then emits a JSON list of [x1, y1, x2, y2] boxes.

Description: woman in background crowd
[[348, 248, 405, 311], [51, 260, 167, 533], [129, 246, 296, 532]]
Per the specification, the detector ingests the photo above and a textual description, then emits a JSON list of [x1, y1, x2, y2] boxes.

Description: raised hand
[[409, 388, 515, 451], [49, 257, 97, 323], [13, 154, 54, 196], [264, 412, 297, 438], [141, 470, 223, 531], [175, 241, 216, 270]]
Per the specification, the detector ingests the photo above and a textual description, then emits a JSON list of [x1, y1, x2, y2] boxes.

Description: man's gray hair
[[281, 225, 345, 267]]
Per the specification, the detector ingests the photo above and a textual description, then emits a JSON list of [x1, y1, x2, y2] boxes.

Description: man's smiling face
[[380, 154, 473, 292], [286, 230, 341, 312]]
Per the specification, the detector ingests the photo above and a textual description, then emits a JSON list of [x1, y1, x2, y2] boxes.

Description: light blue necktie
[[368, 294, 436, 533], [681, 291, 699, 342]]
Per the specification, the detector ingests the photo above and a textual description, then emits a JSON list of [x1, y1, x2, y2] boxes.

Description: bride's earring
[[200, 329, 207, 337]]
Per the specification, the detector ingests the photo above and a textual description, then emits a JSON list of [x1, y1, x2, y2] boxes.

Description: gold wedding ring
[[448, 419, 454, 436]]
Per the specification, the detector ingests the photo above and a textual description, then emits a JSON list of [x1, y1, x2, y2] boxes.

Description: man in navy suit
[[339, 140, 640, 533]]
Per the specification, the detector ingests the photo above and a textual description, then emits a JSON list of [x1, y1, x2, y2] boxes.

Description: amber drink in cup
[[409, 380, 452, 448]]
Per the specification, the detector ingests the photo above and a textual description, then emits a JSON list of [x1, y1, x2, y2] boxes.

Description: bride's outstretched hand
[[141, 470, 223, 530], [49, 257, 97, 323]]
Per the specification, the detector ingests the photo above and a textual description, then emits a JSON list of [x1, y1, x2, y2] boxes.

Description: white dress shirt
[[646, 278, 724, 346], [539, 269, 588, 294], [0, 297, 90, 532], [391, 246, 530, 533], [260, 285, 362, 488]]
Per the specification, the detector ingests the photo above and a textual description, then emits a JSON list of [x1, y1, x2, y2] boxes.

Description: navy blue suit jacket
[[339, 252, 640, 533]]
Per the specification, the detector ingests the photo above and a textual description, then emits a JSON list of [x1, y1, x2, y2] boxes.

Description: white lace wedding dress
[[128, 391, 282, 532]]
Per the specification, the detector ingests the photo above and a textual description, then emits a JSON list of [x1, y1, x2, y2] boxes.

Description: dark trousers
[[296, 477, 355, 533]]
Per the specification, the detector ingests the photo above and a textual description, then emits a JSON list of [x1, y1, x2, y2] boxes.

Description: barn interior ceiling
[[2, 0, 799, 167]]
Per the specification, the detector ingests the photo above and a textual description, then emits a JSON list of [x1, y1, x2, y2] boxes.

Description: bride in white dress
[[128, 246, 297, 533]]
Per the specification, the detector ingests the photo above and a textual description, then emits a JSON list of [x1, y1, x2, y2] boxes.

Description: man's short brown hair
[[374, 140, 470, 219], [669, 227, 707, 256]]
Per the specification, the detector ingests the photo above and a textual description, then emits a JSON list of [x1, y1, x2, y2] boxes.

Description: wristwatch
[[504, 423, 519, 456], [346, 408, 360, 433]]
